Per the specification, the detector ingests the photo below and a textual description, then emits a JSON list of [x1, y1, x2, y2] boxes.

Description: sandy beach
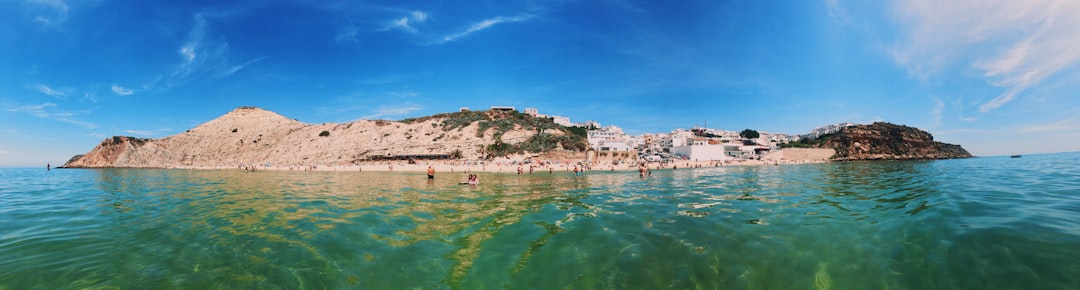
[[164, 157, 827, 174]]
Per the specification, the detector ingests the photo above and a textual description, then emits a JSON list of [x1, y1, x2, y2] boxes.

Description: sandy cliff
[[63, 107, 586, 168]]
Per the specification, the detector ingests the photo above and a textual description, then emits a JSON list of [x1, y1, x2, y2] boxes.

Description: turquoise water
[[2, 153, 1079, 289]]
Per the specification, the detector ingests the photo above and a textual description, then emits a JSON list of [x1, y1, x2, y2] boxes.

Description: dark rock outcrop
[[819, 122, 973, 161]]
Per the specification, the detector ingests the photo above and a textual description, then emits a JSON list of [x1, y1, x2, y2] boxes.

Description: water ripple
[[1, 153, 1079, 289]]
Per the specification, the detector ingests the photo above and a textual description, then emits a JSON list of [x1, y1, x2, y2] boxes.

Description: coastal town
[[521, 106, 854, 163], [61, 106, 899, 173]]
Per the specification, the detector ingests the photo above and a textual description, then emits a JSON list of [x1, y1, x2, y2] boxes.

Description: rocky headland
[[62, 107, 588, 168], [814, 122, 973, 161]]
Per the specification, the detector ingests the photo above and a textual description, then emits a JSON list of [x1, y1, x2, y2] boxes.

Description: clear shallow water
[[2, 153, 1079, 289]]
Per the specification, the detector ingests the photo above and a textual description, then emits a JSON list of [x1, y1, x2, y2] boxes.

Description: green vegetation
[[564, 126, 589, 138], [319, 130, 330, 137], [401, 109, 589, 158], [740, 129, 760, 139], [483, 132, 586, 158]]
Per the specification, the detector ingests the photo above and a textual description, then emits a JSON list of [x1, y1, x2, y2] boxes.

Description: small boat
[[1010, 155, 1022, 158]]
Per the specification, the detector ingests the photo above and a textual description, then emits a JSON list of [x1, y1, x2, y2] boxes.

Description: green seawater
[[2, 153, 1079, 289]]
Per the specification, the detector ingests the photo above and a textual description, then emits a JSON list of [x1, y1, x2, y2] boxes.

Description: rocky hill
[[62, 107, 588, 168], [816, 122, 973, 161]]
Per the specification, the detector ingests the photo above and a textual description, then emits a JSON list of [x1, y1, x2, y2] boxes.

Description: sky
[[3, 0, 1080, 166]]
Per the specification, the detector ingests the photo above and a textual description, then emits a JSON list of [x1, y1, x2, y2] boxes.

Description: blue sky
[[3, 0, 1080, 166]]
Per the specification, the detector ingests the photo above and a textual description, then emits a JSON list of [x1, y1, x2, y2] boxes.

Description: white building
[[670, 144, 738, 161], [660, 129, 694, 151], [803, 122, 856, 139], [524, 107, 577, 127], [588, 125, 636, 151], [551, 116, 573, 127]]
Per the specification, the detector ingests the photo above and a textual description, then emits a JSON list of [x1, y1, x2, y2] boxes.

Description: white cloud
[[357, 73, 417, 85], [893, 0, 1080, 112], [124, 130, 154, 136], [34, 84, 67, 99], [825, 0, 852, 24], [361, 103, 423, 120], [8, 102, 97, 129], [336, 25, 362, 44], [111, 84, 133, 95], [0, 149, 11, 155], [931, 97, 944, 126], [122, 128, 171, 136], [384, 10, 429, 34], [385, 91, 419, 98], [159, 13, 262, 89], [1017, 117, 1080, 133], [438, 14, 533, 44], [411, 11, 428, 22], [28, 0, 69, 27], [88, 132, 107, 139], [8, 102, 56, 117], [218, 57, 266, 78]]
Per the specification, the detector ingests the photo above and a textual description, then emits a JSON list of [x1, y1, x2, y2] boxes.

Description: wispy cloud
[[121, 128, 172, 137], [357, 73, 418, 85], [218, 57, 266, 78], [825, 0, 852, 24], [361, 103, 423, 120], [1017, 117, 1080, 133], [931, 97, 944, 126], [111, 84, 133, 96], [124, 130, 154, 136], [87, 132, 107, 139], [437, 14, 533, 44], [892, 0, 1080, 112], [335, 25, 362, 44], [8, 102, 97, 129], [156, 13, 262, 89], [385, 91, 420, 98], [27, 0, 69, 27], [385, 11, 429, 34], [34, 84, 68, 99], [0, 149, 11, 155], [9, 102, 56, 118], [337, 10, 431, 43]]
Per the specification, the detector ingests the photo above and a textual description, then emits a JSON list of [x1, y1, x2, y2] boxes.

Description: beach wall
[[586, 150, 637, 163], [764, 148, 836, 161]]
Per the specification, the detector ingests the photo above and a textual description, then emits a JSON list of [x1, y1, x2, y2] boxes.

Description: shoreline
[[61, 158, 829, 173]]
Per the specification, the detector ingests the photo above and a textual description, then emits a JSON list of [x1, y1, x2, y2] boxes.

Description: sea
[[2, 152, 1079, 289]]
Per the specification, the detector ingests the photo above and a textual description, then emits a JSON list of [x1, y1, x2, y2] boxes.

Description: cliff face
[[63, 107, 586, 168], [819, 122, 973, 161]]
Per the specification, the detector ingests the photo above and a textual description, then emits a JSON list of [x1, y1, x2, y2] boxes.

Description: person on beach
[[47, 163, 50, 171], [427, 165, 435, 179], [463, 174, 478, 185], [573, 165, 580, 176], [639, 164, 647, 177]]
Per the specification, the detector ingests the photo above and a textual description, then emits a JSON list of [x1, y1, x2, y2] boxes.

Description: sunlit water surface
[[2, 153, 1079, 289]]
